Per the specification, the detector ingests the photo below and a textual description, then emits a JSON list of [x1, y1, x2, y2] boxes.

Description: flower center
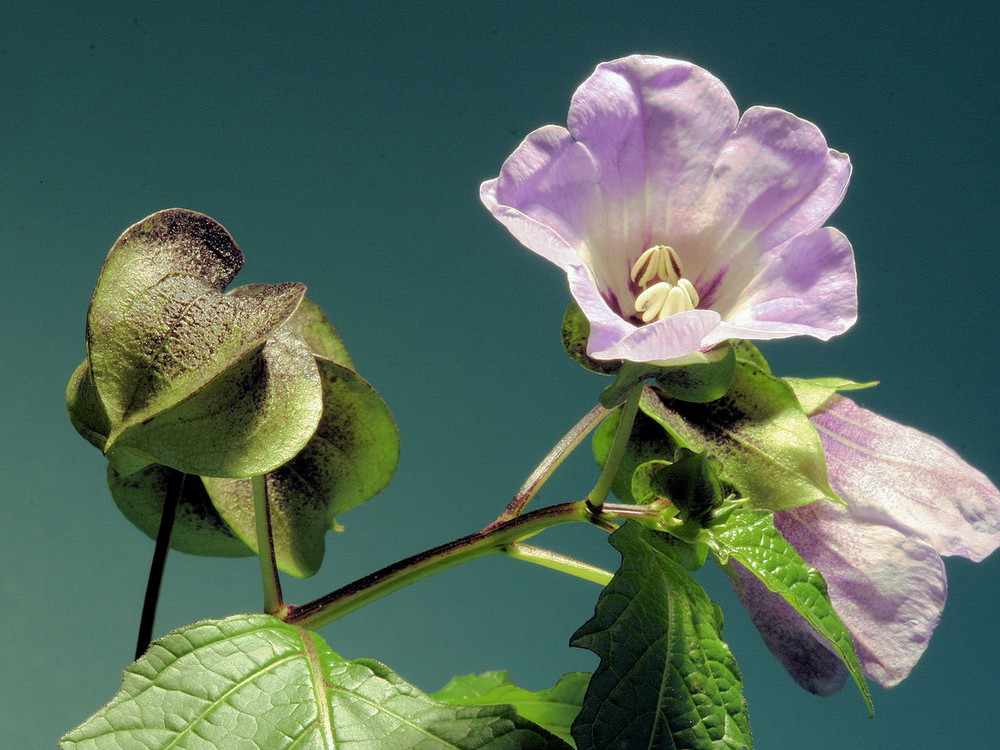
[[629, 245, 700, 323]]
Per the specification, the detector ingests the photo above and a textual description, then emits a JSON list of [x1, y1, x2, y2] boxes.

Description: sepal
[[67, 210, 399, 577], [610, 343, 840, 511]]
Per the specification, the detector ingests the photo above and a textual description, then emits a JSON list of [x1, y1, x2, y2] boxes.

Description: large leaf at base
[[707, 509, 873, 714], [61, 614, 569, 750], [203, 357, 400, 577], [433, 672, 589, 747], [571, 523, 751, 750]]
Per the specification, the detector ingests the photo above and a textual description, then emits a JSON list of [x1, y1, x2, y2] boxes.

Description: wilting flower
[[482, 55, 856, 365], [734, 395, 1000, 693]]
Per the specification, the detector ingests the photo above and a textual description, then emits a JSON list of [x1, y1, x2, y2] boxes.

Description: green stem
[[587, 384, 643, 513], [253, 474, 286, 617], [286, 500, 664, 631], [286, 500, 606, 630], [488, 403, 610, 527], [500, 542, 614, 586], [135, 471, 183, 660]]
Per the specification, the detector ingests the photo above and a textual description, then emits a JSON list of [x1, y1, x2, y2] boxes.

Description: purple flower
[[734, 395, 1000, 693], [482, 55, 857, 365]]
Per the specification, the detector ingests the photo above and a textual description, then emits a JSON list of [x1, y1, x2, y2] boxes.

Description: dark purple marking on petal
[[695, 264, 728, 309]]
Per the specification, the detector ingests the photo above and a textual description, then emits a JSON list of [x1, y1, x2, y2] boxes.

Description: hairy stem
[[286, 501, 606, 630], [135, 471, 183, 660], [587, 384, 643, 513], [286, 500, 663, 631], [489, 403, 610, 527], [253, 474, 286, 617]]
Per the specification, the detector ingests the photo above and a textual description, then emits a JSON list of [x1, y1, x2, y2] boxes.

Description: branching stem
[[587, 384, 643, 513], [285, 499, 661, 631], [499, 542, 614, 586], [488, 403, 610, 527]]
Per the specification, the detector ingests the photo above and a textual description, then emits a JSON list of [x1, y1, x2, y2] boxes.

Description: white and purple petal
[[703, 226, 857, 347], [739, 396, 1000, 690], [564, 55, 739, 304], [482, 54, 857, 364], [682, 106, 852, 308], [775, 500, 947, 688], [481, 126, 597, 270], [812, 396, 1000, 561]]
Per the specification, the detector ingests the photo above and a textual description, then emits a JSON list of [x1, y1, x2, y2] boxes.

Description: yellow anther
[[677, 278, 700, 308], [662, 285, 691, 317], [630, 245, 684, 287], [660, 245, 683, 284], [630, 245, 698, 323], [635, 282, 669, 323], [634, 280, 698, 323], [630, 247, 660, 286]]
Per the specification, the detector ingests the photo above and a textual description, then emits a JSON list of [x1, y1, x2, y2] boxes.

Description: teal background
[[3, 1, 998, 747]]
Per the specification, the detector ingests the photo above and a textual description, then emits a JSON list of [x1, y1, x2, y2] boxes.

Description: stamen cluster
[[629, 245, 700, 323]]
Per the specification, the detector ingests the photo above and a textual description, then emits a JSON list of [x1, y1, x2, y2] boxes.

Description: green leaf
[[729, 341, 770, 373], [639, 346, 839, 511], [107, 463, 253, 558], [597, 345, 735, 409], [61, 614, 569, 750], [433, 672, 589, 747], [706, 509, 874, 715], [597, 363, 654, 408], [571, 523, 752, 750], [560, 301, 620, 375], [114, 330, 324, 478], [203, 357, 400, 577], [783, 376, 878, 415]]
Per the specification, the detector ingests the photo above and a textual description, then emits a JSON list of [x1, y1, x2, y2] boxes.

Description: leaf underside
[[61, 614, 570, 750]]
